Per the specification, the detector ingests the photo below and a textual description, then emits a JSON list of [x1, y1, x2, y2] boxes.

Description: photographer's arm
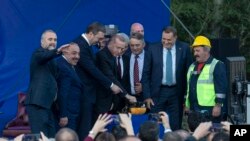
[[159, 111, 171, 133], [221, 121, 231, 133], [119, 113, 135, 135], [192, 122, 212, 140], [85, 114, 112, 140]]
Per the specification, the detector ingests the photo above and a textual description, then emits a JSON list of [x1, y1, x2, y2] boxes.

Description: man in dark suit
[[142, 26, 193, 130], [56, 43, 83, 131], [25, 29, 69, 137], [95, 34, 137, 114], [128, 33, 148, 102], [73, 22, 122, 139]]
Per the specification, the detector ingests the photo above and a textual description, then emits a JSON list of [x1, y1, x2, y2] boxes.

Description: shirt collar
[[81, 33, 91, 46], [132, 50, 145, 58]]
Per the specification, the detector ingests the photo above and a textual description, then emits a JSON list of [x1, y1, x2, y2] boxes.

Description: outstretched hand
[[89, 113, 113, 139]]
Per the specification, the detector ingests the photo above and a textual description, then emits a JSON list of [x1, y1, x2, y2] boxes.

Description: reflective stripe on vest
[[185, 59, 219, 108]]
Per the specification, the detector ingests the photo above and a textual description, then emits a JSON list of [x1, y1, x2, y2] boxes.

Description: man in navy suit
[[128, 33, 148, 102], [142, 26, 193, 130], [95, 34, 136, 114], [56, 43, 83, 131], [73, 22, 122, 139], [25, 30, 69, 137]]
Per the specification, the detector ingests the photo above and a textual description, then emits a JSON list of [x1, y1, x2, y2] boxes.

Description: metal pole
[[160, 0, 194, 39]]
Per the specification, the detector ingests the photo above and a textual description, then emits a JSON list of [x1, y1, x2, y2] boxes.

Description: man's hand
[[125, 94, 137, 103], [111, 84, 123, 94], [159, 111, 171, 129], [59, 117, 68, 127], [184, 106, 190, 115], [221, 121, 231, 132], [192, 122, 212, 140], [134, 83, 142, 94], [144, 98, 154, 109], [39, 132, 49, 141], [119, 113, 134, 135], [212, 104, 221, 117], [57, 44, 70, 53], [89, 114, 113, 139]]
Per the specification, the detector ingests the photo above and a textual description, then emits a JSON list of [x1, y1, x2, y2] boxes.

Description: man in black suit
[[128, 33, 148, 102], [142, 26, 193, 130], [95, 34, 137, 114], [25, 29, 69, 137], [56, 43, 83, 131], [73, 22, 122, 139]]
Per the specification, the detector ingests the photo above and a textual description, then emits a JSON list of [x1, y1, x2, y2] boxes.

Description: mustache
[[195, 55, 200, 58], [49, 43, 56, 47]]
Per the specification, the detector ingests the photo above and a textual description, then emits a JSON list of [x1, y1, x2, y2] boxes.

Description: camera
[[22, 134, 40, 141], [148, 113, 162, 122], [110, 115, 120, 125], [210, 123, 223, 132]]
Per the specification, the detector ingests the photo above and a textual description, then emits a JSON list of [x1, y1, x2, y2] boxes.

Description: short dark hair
[[139, 121, 159, 141], [111, 125, 128, 140], [162, 26, 177, 36], [163, 132, 182, 141], [86, 22, 105, 35], [212, 131, 229, 141], [130, 32, 145, 43]]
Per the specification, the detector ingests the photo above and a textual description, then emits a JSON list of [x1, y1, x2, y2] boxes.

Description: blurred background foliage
[[171, 0, 250, 73]]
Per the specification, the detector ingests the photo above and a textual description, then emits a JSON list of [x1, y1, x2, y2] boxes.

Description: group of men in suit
[[25, 22, 193, 139]]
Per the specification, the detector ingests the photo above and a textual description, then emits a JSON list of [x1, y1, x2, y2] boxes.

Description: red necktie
[[134, 55, 140, 84], [197, 63, 205, 74], [117, 56, 122, 79]]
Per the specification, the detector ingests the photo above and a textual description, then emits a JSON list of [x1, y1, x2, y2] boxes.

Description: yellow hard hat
[[191, 35, 211, 48]]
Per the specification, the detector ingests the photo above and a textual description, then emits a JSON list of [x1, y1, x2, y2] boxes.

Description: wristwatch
[[216, 103, 223, 107], [89, 130, 95, 136]]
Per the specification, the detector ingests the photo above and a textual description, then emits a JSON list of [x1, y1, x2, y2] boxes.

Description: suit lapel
[[159, 44, 163, 70], [175, 42, 182, 72], [62, 57, 82, 84]]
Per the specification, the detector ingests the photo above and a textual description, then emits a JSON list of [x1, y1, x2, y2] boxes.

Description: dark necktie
[[72, 66, 76, 72], [117, 56, 122, 79], [166, 49, 173, 85], [134, 55, 140, 84]]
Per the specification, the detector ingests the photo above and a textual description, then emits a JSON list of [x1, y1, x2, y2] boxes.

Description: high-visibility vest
[[185, 58, 219, 108]]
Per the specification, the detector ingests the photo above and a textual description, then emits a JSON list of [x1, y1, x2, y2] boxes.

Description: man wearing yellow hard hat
[[185, 35, 227, 122]]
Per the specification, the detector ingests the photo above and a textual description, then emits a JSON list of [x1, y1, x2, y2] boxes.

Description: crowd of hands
[[6, 111, 232, 141]]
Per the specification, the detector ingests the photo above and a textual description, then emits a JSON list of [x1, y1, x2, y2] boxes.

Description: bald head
[[130, 23, 144, 36]]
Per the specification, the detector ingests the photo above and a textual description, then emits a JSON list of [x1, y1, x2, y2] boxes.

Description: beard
[[48, 46, 55, 50]]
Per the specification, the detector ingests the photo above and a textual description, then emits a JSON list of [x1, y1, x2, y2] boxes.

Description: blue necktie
[[166, 49, 173, 85]]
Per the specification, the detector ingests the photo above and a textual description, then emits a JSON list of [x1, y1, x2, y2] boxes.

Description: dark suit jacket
[[73, 36, 112, 103], [25, 47, 60, 109], [95, 47, 130, 113], [56, 56, 83, 118], [142, 41, 193, 100], [128, 50, 149, 95]]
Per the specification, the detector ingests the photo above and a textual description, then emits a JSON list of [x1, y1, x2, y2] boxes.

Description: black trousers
[[26, 104, 56, 138], [151, 86, 180, 130]]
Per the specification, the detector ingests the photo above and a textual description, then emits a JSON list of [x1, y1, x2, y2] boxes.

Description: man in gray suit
[[25, 29, 68, 137]]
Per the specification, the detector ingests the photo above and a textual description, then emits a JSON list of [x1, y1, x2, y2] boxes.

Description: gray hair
[[41, 29, 56, 40], [116, 33, 130, 45]]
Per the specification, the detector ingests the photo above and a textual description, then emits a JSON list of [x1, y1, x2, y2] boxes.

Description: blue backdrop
[[0, 0, 170, 134]]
